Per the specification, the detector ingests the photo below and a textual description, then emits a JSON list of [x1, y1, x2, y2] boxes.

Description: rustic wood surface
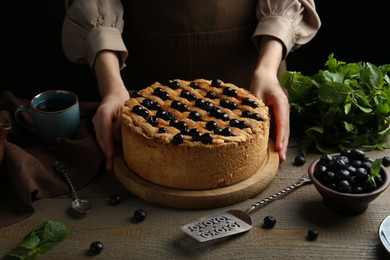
[[1, 140, 389, 259]]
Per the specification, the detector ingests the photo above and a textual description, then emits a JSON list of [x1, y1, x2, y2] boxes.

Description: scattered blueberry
[[134, 209, 147, 222], [294, 154, 306, 166], [382, 156, 390, 167], [108, 194, 122, 205], [263, 215, 276, 228], [307, 228, 319, 241], [89, 241, 103, 254]]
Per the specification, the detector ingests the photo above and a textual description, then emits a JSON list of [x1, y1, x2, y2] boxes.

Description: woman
[[62, 0, 321, 171]]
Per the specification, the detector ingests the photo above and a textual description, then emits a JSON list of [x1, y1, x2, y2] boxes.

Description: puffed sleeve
[[62, 0, 128, 70], [253, 0, 321, 58]]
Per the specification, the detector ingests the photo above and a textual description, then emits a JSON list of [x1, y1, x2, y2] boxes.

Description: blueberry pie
[[121, 79, 270, 190]]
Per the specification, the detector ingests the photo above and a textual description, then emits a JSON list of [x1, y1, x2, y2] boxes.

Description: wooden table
[[1, 142, 389, 259]]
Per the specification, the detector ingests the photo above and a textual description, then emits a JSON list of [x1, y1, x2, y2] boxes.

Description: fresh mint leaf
[[2, 220, 69, 260], [282, 72, 314, 101], [344, 102, 352, 114], [361, 63, 383, 89], [318, 82, 350, 104], [37, 220, 68, 253], [18, 234, 40, 250], [342, 121, 355, 132], [370, 158, 383, 177], [368, 158, 383, 187], [352, 89, 371, 107]]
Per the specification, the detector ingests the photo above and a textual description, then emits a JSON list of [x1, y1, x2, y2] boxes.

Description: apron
[[121, 0, 259, 90]]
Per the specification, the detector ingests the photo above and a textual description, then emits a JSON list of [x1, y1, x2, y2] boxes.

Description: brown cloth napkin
[[0, 91, 103, 228]]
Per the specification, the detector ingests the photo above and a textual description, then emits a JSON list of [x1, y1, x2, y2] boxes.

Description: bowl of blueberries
[[308, 149, 390, 215]]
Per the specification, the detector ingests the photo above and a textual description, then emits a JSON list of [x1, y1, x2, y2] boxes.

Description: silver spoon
[[52, 161, 91, 214]]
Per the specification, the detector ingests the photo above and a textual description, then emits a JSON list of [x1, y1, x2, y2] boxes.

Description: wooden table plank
[[1, 145, 389, 259]]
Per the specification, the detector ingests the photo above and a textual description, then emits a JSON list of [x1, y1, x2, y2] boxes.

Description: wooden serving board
[[114, 140, 279, 209]]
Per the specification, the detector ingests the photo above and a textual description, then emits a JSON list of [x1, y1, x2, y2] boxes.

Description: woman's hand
[[250, 68, 290, 163], [250, 36, 290, 163], [94, 51, 129, 172], [92, 90, 129, 172]]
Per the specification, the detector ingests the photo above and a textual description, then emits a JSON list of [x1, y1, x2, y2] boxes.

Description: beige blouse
[[62, 0, 320, 87]]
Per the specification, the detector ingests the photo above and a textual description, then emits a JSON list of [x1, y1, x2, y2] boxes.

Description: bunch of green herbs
[[281, 53, 390, 154]]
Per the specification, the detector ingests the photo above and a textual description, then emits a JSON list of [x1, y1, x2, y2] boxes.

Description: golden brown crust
[[121, 79, 270, 190]]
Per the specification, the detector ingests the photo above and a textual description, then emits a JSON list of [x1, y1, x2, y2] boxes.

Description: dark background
[[1, 1, 387, 101]]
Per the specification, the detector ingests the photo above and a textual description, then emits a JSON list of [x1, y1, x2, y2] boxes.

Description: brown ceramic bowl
[[308, 155, 390, 215]]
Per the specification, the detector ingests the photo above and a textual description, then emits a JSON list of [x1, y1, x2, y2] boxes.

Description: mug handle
[[14, 104, 35, 132]]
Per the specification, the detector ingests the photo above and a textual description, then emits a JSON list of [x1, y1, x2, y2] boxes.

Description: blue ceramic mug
[[14, 90, 80, 142]]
